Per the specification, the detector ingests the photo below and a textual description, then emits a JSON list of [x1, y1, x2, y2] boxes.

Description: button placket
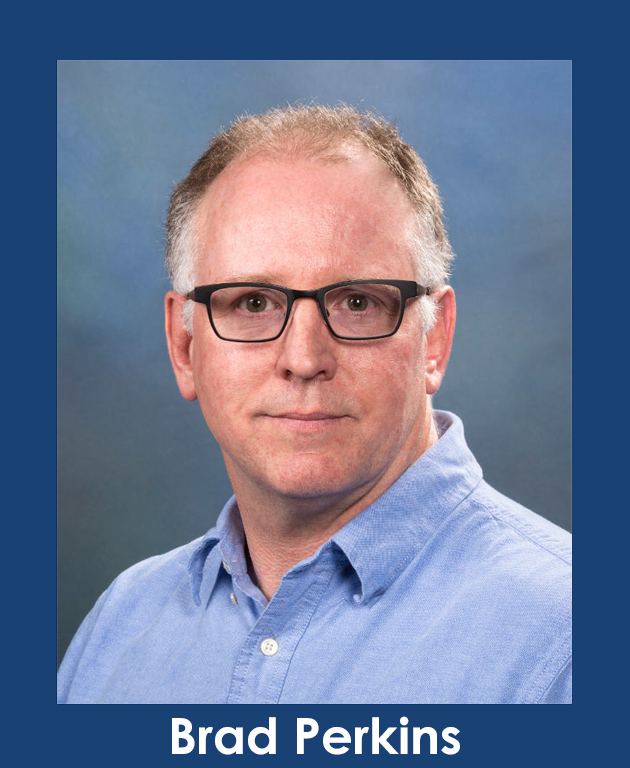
[[226, 551, 339, 704]]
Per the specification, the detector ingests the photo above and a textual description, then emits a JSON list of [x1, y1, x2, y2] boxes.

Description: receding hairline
[[182, 129, 412, 230], [168, 104, 447, 234], [193, 141, 415, 222]]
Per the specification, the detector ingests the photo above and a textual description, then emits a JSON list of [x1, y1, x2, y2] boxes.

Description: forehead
[[193, 150, 418, 283]]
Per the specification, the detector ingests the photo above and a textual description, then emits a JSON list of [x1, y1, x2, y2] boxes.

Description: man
[[58, 104, 571, 704]]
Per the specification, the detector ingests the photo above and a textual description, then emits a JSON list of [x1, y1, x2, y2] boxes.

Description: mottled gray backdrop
[[57, 60, 571, 665]]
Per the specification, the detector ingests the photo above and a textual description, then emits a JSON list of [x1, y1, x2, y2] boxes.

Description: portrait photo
[[57, 60, 571, 705]]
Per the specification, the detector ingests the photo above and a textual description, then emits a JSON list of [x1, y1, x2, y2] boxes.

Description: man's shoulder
[[468, 480, 571, 567], [57, 533, 213, 703], [443, 480, 572, 618], [62, 534, 211, 660], [103, 534, 208, 602]]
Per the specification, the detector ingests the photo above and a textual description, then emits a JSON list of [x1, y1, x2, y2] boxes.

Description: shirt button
[[230, 592, 238, 606], [260, 638, 279, 656], [222, 561, 231, 574]]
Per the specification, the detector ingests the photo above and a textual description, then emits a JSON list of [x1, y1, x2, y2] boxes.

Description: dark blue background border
[[35, 20, 591, 765]]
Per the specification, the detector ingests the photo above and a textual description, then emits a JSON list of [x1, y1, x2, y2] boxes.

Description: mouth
[[262, 412, 350, 431]]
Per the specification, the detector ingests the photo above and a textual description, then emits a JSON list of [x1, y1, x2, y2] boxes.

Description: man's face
[[168, 150, 450, 509]]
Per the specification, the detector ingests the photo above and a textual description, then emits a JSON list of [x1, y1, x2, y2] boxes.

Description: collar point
[[354, 586, 386, 605]]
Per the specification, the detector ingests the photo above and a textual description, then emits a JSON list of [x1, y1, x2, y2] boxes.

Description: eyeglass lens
[[209, 283, 403, 341]]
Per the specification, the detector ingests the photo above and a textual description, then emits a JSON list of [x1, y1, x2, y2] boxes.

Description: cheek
[[192, 341, 264, 422], [355, 343, 426, 420]]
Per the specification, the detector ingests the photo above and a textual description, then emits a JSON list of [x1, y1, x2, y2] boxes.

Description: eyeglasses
[[186, 279, 430, 342]]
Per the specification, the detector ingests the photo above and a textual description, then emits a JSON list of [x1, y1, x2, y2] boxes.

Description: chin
[[261, 454, 368, 500]]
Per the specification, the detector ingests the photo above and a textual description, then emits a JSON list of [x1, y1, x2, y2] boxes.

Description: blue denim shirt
[[57, 411, 571, 704]]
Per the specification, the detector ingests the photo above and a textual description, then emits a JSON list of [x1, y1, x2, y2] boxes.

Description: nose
[[275, 297, 338, 381]]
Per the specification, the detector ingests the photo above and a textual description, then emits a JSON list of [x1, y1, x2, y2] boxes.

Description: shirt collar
[[187, 501, 242, 607], [188, 410, 482, 606]]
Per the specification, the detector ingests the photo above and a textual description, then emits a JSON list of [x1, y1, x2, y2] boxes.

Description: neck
[[226, 408, 439, 600]]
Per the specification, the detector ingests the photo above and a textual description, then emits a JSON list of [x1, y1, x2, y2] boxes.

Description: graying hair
[[165, 104, 455, 333]]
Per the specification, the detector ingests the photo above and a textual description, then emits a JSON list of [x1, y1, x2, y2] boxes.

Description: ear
[[424, 286, 456, 396], [164, 291, 198, 402]]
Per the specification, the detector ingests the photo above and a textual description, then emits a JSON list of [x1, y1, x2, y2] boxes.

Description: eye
[[346, 294, 370, 311], [244, 294, 268, 313]]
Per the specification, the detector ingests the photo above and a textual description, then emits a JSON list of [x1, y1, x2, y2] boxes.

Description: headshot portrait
[[57, 60, 571, 704]]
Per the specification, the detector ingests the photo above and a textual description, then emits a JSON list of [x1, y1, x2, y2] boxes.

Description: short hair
[[165, 103, 455, 332]]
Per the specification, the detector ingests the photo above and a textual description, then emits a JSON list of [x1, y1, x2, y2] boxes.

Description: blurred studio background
[[57, 60, 571, 665]]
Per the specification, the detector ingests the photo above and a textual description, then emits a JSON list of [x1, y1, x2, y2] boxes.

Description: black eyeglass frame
[[186, 279, 431, 342]]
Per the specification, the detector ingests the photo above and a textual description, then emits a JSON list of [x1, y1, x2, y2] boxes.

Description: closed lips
[[273, 412, 344, 420]]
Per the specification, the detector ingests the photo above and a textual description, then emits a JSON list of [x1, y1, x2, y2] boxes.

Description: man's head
[[165, 104, 455, 334], [164, 104, 456, 514]]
